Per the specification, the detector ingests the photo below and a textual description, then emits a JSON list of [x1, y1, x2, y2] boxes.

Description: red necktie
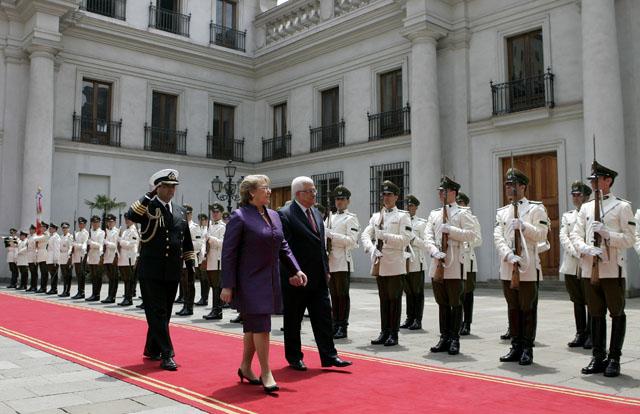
[[306, 209, 318, 233]]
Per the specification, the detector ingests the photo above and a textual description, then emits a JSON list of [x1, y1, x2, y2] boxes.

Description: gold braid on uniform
[[131, 200, 147, 215], [140, 208, 165, 244], [182, 251, 197, 261]]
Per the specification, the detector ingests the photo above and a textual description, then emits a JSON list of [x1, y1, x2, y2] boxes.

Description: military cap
[[405, 195, 420, 206], [9, 228, 17, 233], [149, 168, 179, 188], [49, 223, 58, 230], [61, 222, 70, 228], [588, 161, 618, 180], [183, 204, 193, 213], [123, 212, 132, 220], [198, 213, 208, 221], [29, 224, 36, 230], [381, 180, 400, 195], [570, 181, 592, 196], [90, 215, 101, 223], [456, 192, 470, 205], [505, 168, 529, 186], [209, 203, 224, 213], [41, 222, 49, 229], [438, 176, 461, 192], [222, 211, 230, 219], [20, 231, 28, 237], [105, 214, 117, 222], [77, 217, 87, 224], [332, 185, 351, 199]]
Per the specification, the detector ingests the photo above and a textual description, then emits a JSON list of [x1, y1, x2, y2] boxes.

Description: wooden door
[[270, 186, 291, 210], [501, 152, 559, 278]]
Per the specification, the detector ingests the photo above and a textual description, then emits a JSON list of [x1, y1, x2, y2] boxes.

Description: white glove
[[440, 224, 451, 234], [581, 245, 603, 257], [591, 221, 610, 239], [325, 229, 334, 239], [432, 251, 446, 260], [506, 252, 522, 264], [370, 249, 383, 261], [510, 219, 523, 231], [374, 228, 386, 241]]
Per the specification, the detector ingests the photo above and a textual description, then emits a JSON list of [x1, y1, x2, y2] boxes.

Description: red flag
[[35, 188, 43, 235]]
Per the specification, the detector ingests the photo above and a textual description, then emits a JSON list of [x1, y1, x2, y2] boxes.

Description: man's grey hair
[[291, 176, 314, 199]]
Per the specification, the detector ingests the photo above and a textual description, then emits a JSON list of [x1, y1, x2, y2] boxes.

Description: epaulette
[[616, 197, 631, 204], [414, 217, 428, 223], [530, 200, 542, 204], [459, 205, 470, 209], [433, 207, 442, 212]]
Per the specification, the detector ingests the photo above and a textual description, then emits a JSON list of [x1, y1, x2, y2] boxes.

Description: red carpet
[[0, 291, 638, 414]]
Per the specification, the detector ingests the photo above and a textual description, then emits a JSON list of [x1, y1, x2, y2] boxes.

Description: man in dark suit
[[278, 176, 352, 371], [127, 169, 196, 371]]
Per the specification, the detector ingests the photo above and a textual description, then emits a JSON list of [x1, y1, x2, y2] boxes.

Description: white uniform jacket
[[34, 233, 49, 263], [86, 229, 105, 265], [425, 203, 476, 280], [569, 194, 635, 280], [16, 239, 29, 267], [5, 237, 17, 263], [325, 210, 360, 273], [361, 207, 412, 277], [46, 233, 61, 265], [185, 221, 203, 268], [407, 215, 428, 273], [27, 234, 37, 264], [559, 209, 581, 276], [494, 198, 549, 282], [195, 225, 208, 264], [72, 229, 89, 264], [59, 233, 74, 265], [118, 225, 139, 267], [461, 212, 482, 275], [206, 221, 226, 271], [634, 209, 640, 257], [103, 227, 120, 264]]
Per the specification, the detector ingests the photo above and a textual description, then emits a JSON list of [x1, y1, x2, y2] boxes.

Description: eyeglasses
[[257, 186, 271, 191], [299, 189, 317, 195]]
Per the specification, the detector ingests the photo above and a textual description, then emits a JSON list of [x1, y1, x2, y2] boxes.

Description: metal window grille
[[311, 171, 344, 211], [80, 0, 127, 20], [369, 162, 410, 214]]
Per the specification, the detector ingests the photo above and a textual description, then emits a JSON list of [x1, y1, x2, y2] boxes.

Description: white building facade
[[1, 0, 638, 290]]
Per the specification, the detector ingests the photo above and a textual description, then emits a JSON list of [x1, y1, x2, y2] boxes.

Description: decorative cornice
[[400, 21, 448, 44]]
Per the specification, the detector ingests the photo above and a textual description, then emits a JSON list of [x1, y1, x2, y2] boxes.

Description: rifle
[[326, 193, 333, 255], [371, 205, 385, 276], [591, 135, 602, 286], [433, 188, 448, 283], [510, 155, 521, 290]]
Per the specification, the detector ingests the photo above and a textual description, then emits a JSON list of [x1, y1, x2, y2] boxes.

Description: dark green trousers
[[119, 265, 133, 300], [207, 270, 222, 312], [583, 278, 626, 360], [433, 278, 463, 339], [502, 280, 537, 347], [402, 271, 425, 323], [376, 275, 404, 333], [329, 271, 351, 327]]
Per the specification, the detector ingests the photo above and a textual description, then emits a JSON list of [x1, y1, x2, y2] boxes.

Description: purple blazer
[[221, 204, 300, 315]]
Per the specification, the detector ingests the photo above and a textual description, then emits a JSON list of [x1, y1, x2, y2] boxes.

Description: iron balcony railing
[[148, 4, 190, 37], [144, 123, 187, 155], [310, 120, 345, 152], [72, 112, 122, 147], [210, 23, 246, 52], [80, 0, 127, 20], [262, 133, 291, 162], [491, 68, 555, 115], [207, 135, 244, 162], [368, 105, 411, 141]]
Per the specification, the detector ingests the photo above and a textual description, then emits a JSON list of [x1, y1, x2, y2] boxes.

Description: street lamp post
[[211, 160, 243, 212]]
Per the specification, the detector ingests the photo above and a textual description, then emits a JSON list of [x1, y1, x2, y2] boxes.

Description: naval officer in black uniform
[[128, 169, 196, 371]]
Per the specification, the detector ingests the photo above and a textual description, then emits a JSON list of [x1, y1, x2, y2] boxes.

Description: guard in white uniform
[[102, 214, 120, 303], [204, 204, 226, 320], [117, 213, 139, 306], [362, 180, 411, 347], [176, 205, 202, 316], [58, 222, 74, 297], [195, 213, 210, 306], [325, 186, 360, 339], [570, 162, 635, 378], [71, 217, 89, 299], [16, 231, 29, 289], [401, 195, 428, 331], [27, 225, 39, 292], [560, 181, 593, 349], [85, 215, 105, 302], [495, 168, 549, 366], [456, 192, 482, 336], [4, 228, 19, 288], [34, 222, 50, 293], [45, 224, 61, 294]]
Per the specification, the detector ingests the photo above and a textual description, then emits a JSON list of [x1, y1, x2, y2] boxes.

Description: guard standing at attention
[[401, 195, 428, 331]]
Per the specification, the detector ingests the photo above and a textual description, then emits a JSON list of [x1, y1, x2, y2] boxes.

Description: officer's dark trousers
[[38, 261, 48, 291], [89, 264, 103, 297], [207, 270, 222, 313], [402, 270, 425, 324], [376, 275, 404, 334], [47, 264, 59, 292], [74, 262, 86, 295], [502, 280, 537, 348], [329, 271, 351, 328], [104, 264, 118, 299], [140, 277, 180, 358], [119, 266, 133, 300], [28, 263, 38, 290], [18, 266, 29, 288], [433, 278, 463, 340], [60, 264, 72, 294], [583, 278, 626, 361], [9, 262, 18, 286], [462, 272, 476, 326], [179, 268, 195, 308], [565, 273, 590, 338]]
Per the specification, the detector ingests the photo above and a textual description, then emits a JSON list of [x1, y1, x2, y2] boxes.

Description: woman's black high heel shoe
[[260, 377, 280, 394], [237, 368, 261, 385]]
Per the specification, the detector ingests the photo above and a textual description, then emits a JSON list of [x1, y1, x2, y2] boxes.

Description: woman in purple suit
[[221, 174, 307, 394]]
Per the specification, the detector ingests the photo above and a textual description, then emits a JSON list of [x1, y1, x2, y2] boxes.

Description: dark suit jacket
[[127, 195, 195, 282], [278, 201, 329, 290]]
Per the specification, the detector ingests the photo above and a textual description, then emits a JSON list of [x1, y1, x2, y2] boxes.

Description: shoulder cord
[[140, 208, 165, 244]]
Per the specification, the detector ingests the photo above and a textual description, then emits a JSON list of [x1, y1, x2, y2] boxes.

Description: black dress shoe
[[333, 326, 347, 339], [448, 339, 460, 355], [7, 284, 17, 289], [519, 348, 533, 365], [371, 331, 389, 345], [175, 307, 193, 316], [230, 315, 243, 323], [604, 358, 620, 377], [160, 357, 177, 371], [408, 320, 422, 330], [582, 335, 593, 350], [58, 292, 70, 297], [384, 333, 398, 347], [100, 297, 115, 304], [174, 296, 184, 304], [500, 328, 511, 340], [430, 337, 450, 353], [581, 357, 607, 374], [321, 356, 352, 368], [567, 333, 587, 348], [203, 310, 223, 320], [136, 302, 145, 309], [459, 323, 470, 336], [36, 288, 46, 293], [72, 292, 84, 299], [288, 360, 307, 371], [46, 290, 57, 295], [399, 319, 412, 329], [85, 295, 99, 302], [499, 346, 522, 362], [118, 299, 133, 306], [194, 298, 208, 306]]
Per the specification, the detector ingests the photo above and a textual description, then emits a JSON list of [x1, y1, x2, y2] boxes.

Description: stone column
[[581, 0, 626, 193], [20, 46, 56, 229], [403, 26, 445, 209]]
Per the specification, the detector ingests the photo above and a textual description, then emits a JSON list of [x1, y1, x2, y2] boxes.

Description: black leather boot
[[604, 315, 626, 377], [203, 308, 223, 320], [430, 336, 450, 353], [195, 276, 210, 306], [500, 343, 522, 362], [519, 347, 533, 365], [448, 306, 462, 355], [583, 313, 593, 349], [333, 324, 347, 339], [582, 317, 607, 374], [175, 305, 193, 316], [400, 293, 414, 329], [568, 303, 587, 347], [384, 331, 399, 347], [371, 331, 389, 345], [409, 293, 424, 330]]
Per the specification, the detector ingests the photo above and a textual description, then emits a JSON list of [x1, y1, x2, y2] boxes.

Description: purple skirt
[[242, 313, 271, 333]]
